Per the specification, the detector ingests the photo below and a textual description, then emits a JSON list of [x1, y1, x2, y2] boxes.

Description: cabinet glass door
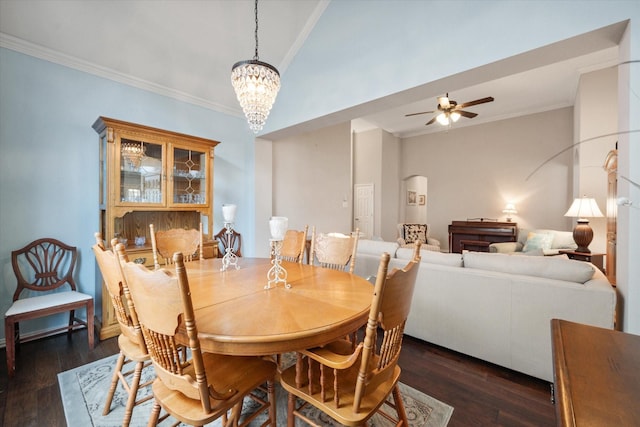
[[172, 146, 207, 205], [119, 139, 163, 204]]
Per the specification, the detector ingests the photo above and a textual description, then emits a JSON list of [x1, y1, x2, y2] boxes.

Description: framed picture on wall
[[418, 194, 426, 205], [407, 190, 417, 206]]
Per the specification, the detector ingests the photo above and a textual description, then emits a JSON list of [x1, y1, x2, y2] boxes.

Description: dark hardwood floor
[[0, 330, 556, 426]]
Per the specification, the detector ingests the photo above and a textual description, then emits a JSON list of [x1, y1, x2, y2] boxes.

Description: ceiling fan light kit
[[407, 93, 494, 127], [231, 0, 280, 133]]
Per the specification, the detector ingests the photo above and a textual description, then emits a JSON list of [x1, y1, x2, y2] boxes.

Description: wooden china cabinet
[[92, 117, 220, 339]]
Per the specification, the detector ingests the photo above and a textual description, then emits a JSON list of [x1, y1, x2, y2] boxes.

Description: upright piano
[[448, 220, 517, 253]]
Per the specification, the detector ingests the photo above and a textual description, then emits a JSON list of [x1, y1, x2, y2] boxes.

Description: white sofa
[[354, 240, 616, 382]]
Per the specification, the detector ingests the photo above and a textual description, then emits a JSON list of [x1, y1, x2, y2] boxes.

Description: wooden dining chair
[[280, 242, 422, 427], [309, 227, 360, 273], [280, 226, 308, 263], [92, 233, 152, 427], [119, 250, 277, 427], [214, 227, 242, 258], [149, 223, 203, 269], [4, 237, 94, 378]]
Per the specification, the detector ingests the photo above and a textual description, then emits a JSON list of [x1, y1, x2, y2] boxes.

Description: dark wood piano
[[448, 220, 517, 253]]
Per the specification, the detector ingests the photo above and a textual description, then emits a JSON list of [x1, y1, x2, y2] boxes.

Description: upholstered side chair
[[5, 238, 94, 377]]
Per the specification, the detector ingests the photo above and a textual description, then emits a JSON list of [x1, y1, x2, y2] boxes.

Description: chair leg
[[67, 310, 75, 340], [267, 380, 276, 426], [122, 360, 147, 427], [13, 322, 20, 352], [87, 300, 95, 349], [392, 384, 409, 426], [5, 318, 15, 377], [103, 352, 126, 415], [287, 393, 296, 427], [147, 400, 161, 427]]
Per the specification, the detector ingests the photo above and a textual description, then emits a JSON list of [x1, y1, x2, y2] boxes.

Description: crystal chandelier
[[231, 0, 280, 133], [121, 140, 145, 169]]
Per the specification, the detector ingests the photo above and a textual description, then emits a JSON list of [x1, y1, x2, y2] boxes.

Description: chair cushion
[[402, 224, 427, 244], [5, 291, 92, 316]]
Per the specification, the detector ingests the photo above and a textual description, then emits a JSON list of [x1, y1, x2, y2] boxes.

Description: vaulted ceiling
[[0, 0, 623, 138]]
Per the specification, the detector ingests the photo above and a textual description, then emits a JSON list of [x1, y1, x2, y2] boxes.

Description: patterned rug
[[58, 353, 453, 426]]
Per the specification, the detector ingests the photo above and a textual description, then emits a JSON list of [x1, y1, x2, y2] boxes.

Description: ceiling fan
[[406, 93, 495, 126]]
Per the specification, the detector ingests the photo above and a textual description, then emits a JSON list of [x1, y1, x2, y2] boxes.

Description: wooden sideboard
[[448, 220, 517, 253], [551, 319, 640, 426]]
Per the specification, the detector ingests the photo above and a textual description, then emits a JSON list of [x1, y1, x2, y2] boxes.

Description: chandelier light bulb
[[231, 0, 280, 133]]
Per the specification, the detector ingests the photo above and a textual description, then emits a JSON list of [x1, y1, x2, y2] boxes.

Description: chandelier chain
[[253, 0, 259, 60]]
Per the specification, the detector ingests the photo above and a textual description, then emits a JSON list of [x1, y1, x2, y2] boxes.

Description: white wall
[[0, 48, 255, 343], [271, 122, 353, 235], [354, 129, 383, 237], [573, 67, 618, 254], [381, 130, 401, 241], [401, 108, 575, 250], [353, 128, 401, 240]]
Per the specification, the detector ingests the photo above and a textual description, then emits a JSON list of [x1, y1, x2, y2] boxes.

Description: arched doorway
[[400, 175, 428, 224]]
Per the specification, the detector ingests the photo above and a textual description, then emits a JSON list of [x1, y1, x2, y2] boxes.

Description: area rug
[[58, 353, 453, 426]]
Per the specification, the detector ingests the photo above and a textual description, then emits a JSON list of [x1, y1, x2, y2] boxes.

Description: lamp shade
[[502, 203, 517, 222], [564, 197, 604, 220], [502, 203, 517, 215]]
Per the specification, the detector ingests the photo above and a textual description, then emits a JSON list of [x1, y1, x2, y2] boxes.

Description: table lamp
[[564, 196, 603, 253], [502, 203, 517, 222]]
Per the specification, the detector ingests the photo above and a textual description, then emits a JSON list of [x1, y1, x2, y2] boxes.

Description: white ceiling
[[0, 0, 624, 138]]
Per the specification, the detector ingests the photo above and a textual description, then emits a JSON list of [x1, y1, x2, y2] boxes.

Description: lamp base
[[572, 220, 593, 254]]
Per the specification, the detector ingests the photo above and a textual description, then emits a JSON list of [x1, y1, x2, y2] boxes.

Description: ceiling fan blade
[[425, 116, 437, 126], [458, 110, 478, 118], [405, 111, 435, 117], [457, 96, 494, 109]]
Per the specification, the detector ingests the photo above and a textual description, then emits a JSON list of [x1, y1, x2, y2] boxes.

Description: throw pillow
[[523, 232, 554, 252], [403, 224, 427, 245]]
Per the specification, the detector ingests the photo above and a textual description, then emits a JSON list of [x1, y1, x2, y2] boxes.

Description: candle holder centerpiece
[[266, 216, 289, 289], [220, 204, 240, 272]]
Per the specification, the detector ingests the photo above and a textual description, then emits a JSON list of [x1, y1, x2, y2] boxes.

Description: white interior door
[[354, 184, 374, 239]]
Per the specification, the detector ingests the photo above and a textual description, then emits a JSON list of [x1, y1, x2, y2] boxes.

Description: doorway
[[354, 183, 374, 239], [400, 176, 428, 224]]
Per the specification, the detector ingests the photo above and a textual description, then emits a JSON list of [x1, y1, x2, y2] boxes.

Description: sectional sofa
[[353, 240, 617, 382]]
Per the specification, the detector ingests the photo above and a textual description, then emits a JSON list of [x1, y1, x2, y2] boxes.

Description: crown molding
[[0, 32, 242, 117]]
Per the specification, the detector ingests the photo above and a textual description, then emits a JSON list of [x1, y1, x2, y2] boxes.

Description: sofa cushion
[[463, 252, 595, 283], [396, 247, 463, 267], [522, 232, 554, 252], [402, 224, 427, 244]]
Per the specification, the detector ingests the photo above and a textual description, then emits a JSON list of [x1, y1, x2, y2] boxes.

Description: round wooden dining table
[[176, 257, 374, 356]]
